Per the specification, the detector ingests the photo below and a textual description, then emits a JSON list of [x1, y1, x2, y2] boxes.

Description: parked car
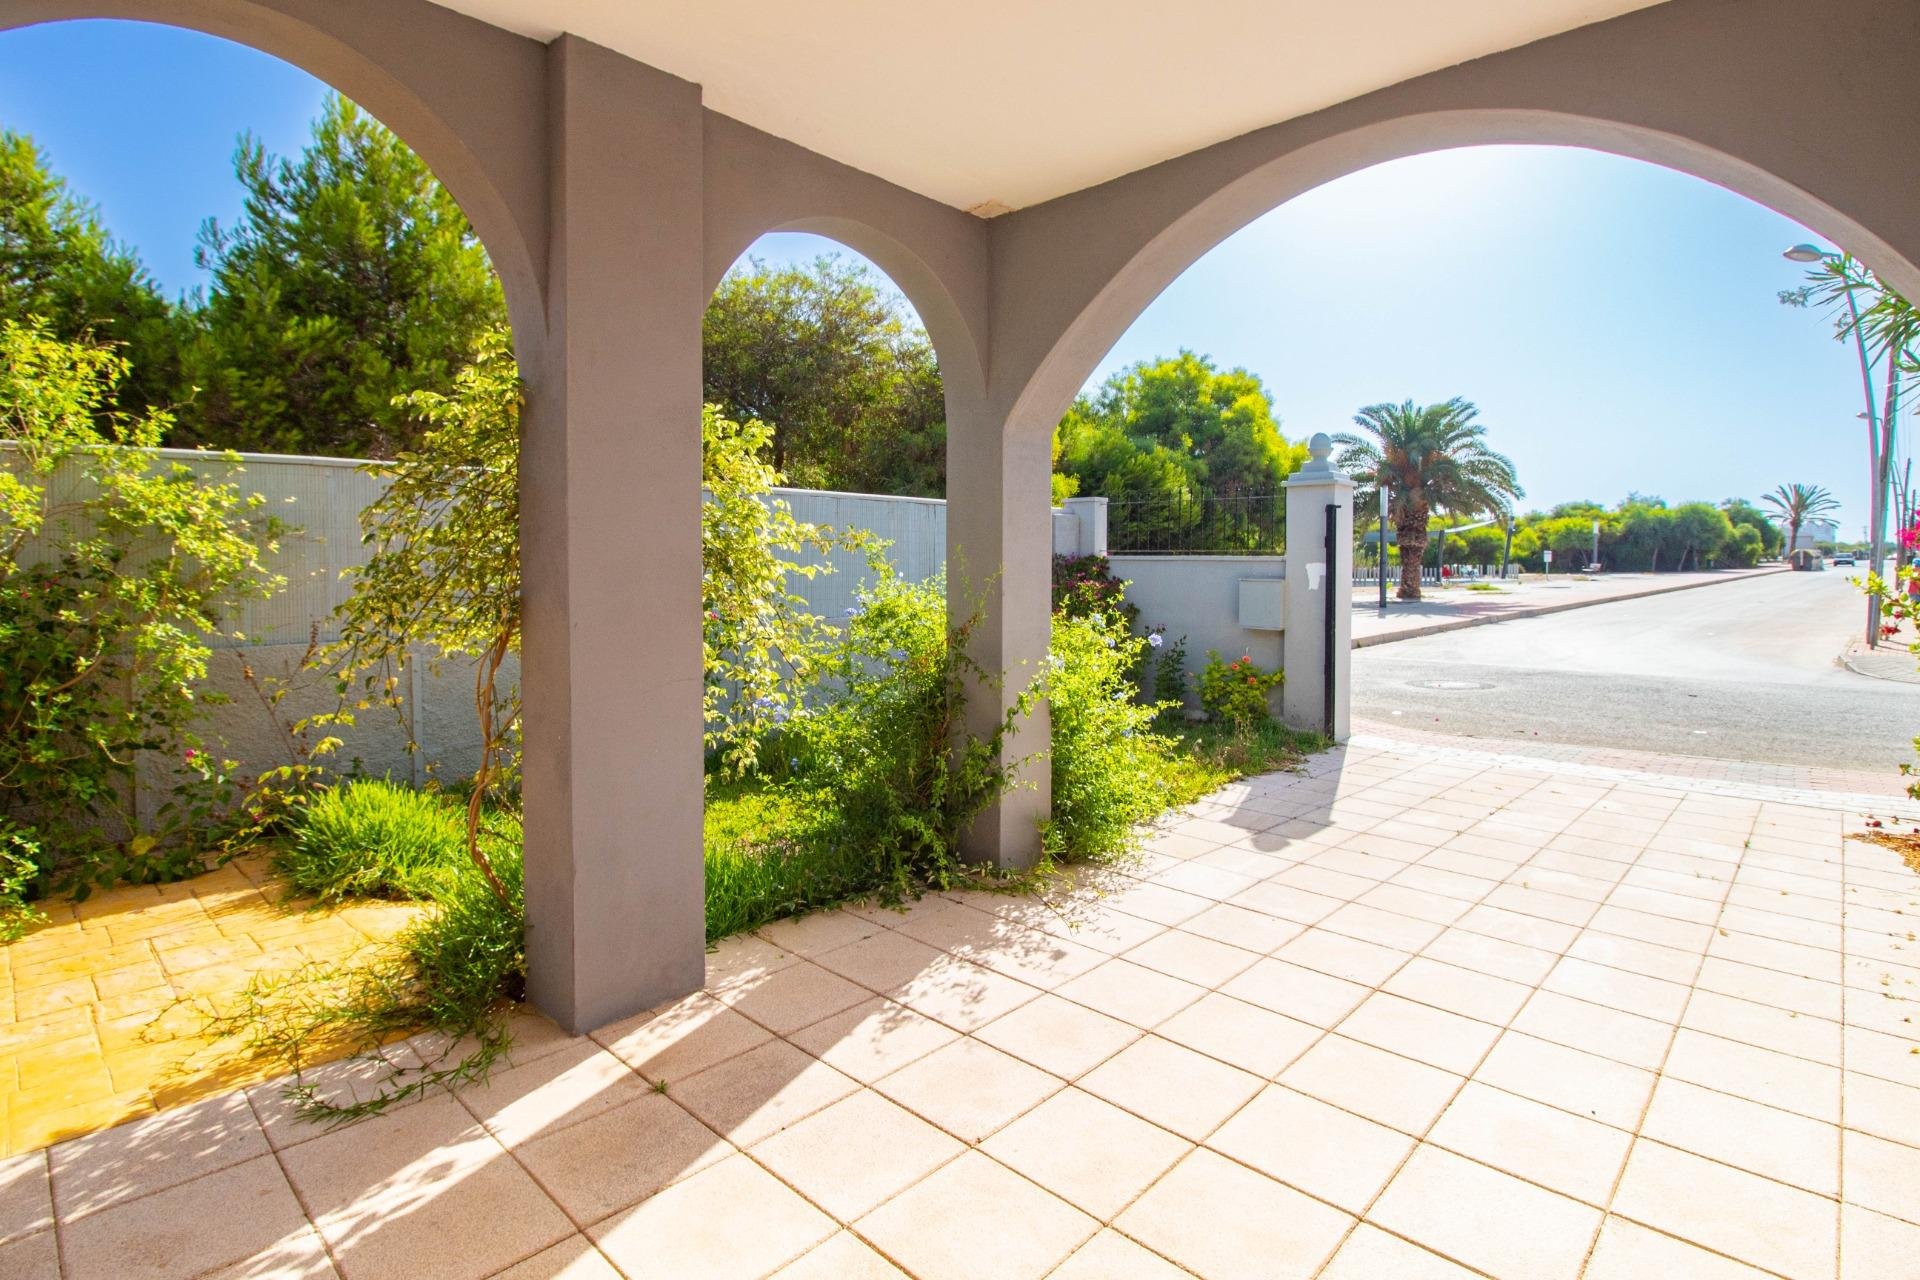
[[1833, 553, 1856, 566]]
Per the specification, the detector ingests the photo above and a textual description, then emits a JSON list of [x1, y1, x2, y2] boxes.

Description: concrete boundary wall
[[1110, 555, 1288, 699]]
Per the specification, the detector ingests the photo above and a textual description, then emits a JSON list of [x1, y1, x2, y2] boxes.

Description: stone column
[[945, 400, 1053, 869], [518, 36, 706, 1034], [1282, 434, 1355, 740]]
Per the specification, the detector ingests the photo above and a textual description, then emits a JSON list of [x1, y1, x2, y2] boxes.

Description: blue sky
[[0, 19, 1887, 531]]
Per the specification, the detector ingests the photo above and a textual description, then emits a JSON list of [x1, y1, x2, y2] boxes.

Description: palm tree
[[1333, 399, 1523, 601], [1759, 483, 1841, 558]]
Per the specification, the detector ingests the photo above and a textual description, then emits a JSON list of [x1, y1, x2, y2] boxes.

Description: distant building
[[1791, 518, 1840, 552]]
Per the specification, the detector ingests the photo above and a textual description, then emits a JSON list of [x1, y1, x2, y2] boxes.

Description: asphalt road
[[1351, 569, 1920, 771]]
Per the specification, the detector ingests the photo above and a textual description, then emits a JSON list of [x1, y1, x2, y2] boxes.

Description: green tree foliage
[[1333, 398, 1523, 600], [179, 95, 507, 457], [703, 255, 946, 495], [0, 131, 184, 416], [0, 319, 282, 914], [1721, 498, 1783, 556], [1055, 351, 1307, 509]]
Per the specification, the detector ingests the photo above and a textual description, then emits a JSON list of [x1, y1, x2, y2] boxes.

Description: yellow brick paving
[[0, 854, 422, 1155]]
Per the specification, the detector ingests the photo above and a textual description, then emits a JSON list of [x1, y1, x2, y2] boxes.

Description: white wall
[[1109, 555, 1287, 704]]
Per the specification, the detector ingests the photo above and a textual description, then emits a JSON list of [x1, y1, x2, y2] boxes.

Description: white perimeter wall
[[1109, 556, 1288, 702]]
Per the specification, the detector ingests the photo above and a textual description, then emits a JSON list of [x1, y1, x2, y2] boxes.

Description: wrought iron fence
[[1104, 492, 1284, 555]]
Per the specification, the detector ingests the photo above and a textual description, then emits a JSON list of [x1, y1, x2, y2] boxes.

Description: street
[[1351, 569, 1920, 771]]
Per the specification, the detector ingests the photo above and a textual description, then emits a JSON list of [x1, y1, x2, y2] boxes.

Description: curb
[[1840, 638, 1920, 685], [1351, 568, 1792, 649]]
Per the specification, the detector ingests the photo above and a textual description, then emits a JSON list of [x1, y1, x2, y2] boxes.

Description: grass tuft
[[272, 778, 466, 902]]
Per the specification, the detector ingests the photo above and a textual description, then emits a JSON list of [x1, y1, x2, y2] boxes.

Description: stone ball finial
[[1308, 432, 1333, 462]]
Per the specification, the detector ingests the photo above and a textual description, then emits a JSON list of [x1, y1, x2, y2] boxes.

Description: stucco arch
[[991, 0, 1920, 437], [703, 114, 990, 405], [0, 1, 551, 347]]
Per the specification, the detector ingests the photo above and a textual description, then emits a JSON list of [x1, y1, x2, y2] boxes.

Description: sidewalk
[[1352, 567, 1788, 647]]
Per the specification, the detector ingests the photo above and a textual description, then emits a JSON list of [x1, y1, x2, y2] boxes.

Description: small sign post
[[1543, 547, 1553, 579]]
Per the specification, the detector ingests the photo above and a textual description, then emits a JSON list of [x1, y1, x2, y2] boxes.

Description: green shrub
[[1146, 628, 1189, 714], [0, 319, 284, 895], [1043, 612, 1181, 860], [0, 821, 45, 941], [703, 783, 864, 941], [275, 778, 466, 902], [1051, 554, 1139, 629], [784, 571, 1030, 900], [1199, 651, 1284, 727]]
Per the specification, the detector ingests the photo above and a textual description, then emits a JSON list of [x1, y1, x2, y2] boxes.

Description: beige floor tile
[[1077, 1036, 1263, 1141], [1356, 882, 1472, 927], [1428, 1082, 1631, 1205], [1055, 959, 1207, 1029], [1583, 1216, 1766, 1280], [1642, 1076, 1839, 1195], [1155, 992, 1320, 1077], [981, 1088, 1192, 1220], [1122, 931, 1261, 988], [668, 1038, 859, 1147], [1511, 990, 1674, 1070], [1229, 880, 1345, 926], [771, 1230, 907, 1279], [1048, 1229, 1192, 1279], [1177, 902, 1303, 953], [1317, 1224, 1480, 1279], [1102, 881, 1215, 927], [1336, 992, 1501, 1076], [0, 1230, 59, 1280], [873, 1037, 1060, 1142], [890, 955, 1044, 1032], [972, 993, 1140, 1079], [590, 1153, 835, 1280], [59, 1154, 313, 1280], [1844, 1071, 1920, 1147], [714, 959, 874, 1036], [513, 1092, 729, 1225], [1542, 954, 1692, 1022], [1843, 1024, 1920, 1088], [856, 1151, 1097, 1280], [783, 996, 958, 1084], [592, 992, 771, 1085], [754, 909, 885, 958], [1220, 957, 1370, 1027], [1368, 1144, 1601, 1280], [457, 1042, 653, 1147], [1278, 1035, 1463, 1136], [1612, 1140, 1836, 1280], [1663, 1028, 1840, 1122], [704, 933, 800, 992], [1116, 1148, 1354, 1280], [0, 1155, 49, 1248], [1208, 1084, 1414, 1213], [1471, 1031, 1654, 1129], [1684, 990, 1842, 1066], [1382, 955, 1532, 1025], [1317, 902, 1444, 951], [1844, 1128, 1920, 1228], [489, 1235, 622, 1280], [1419, 925, 1559, 983], [1457, 904, 1580, 954], [1841, 1203, 1920, 1280], [811, 928, 947, 991], [1273, 928, 1409, 986], [750, 1089, 962, 1221], [1588, 903, 1715, 953], [50, 1090, 268, 1223]]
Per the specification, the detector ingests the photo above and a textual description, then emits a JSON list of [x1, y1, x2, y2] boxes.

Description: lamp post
[[1784, 243, 1896, 647], [1377, 480, 1389, 615]]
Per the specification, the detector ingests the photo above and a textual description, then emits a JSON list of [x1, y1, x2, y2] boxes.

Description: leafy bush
[[1199, 651, 1284, 727], [783, 571, 1030, 900], [275, 778, 466, 903], [1051, 554, 1139, 629], [0, 821, 45, 940], [1145, 627, 1189, 714], [0, 318, 283, 896], [703, 783, 863, 940], [1043, 611, 1181, 860]]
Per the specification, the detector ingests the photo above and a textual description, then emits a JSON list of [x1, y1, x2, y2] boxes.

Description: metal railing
[[1352, 563, 1518, 585], [1105, 492, 1284, 555]]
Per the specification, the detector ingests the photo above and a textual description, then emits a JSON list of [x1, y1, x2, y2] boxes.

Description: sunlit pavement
[[6, 728, 1919, 1279]]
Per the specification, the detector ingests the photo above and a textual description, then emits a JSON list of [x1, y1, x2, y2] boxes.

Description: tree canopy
[[176, 95, 508, 457], [1054, 350, 1307, 506], [703, 255, 946, 496], [0, 131, 184, 417]]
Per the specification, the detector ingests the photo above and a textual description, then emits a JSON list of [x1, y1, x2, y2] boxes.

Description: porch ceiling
[[429, 0, 1670, 214]]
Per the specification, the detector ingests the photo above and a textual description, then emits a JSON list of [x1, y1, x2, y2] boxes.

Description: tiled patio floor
[[6, 731, 1920, 1279], [0, 854, 420, 1158]]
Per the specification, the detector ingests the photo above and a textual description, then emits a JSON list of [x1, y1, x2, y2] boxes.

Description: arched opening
[[1037, 137, 1920, 776]]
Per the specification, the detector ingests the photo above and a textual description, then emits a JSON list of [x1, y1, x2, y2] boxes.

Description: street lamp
[[1783, 243, 1892, 646]]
